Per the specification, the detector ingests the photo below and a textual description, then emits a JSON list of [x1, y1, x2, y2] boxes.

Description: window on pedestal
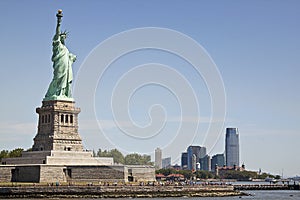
[[67, 169, 72, 178], [65, 146, 71, 151], [61, 114, 64, 123], [48, 114, 51, 123], [65, 115, 69, 123], [70, 115, 73, 123]]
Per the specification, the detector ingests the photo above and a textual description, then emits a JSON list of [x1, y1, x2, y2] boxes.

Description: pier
[[234, 184, 299, 190]]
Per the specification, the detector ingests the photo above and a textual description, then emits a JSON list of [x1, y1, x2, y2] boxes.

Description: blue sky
[[0, 1, 299, 177]]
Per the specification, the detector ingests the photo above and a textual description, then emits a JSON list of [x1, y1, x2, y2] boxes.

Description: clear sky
[[0, 1, 299, 177]]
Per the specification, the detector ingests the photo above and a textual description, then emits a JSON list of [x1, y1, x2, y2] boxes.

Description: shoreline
[[0, 185, 244, 198]]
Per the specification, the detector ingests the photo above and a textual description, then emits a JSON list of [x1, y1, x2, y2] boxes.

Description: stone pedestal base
[[33, 100, 83, 152]]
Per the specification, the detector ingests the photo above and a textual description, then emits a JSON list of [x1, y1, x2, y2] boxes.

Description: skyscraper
[[225, 128, 239, 167], [155, 147, 162, 169], [187, 145, 206, 170], [200, 154, 211, 171], [181, 152, 188, 170], [211, 153, 225, 171], [162, 157, 171, 169]]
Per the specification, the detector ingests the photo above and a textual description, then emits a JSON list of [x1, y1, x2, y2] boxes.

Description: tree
[[257, 172, 270, 179], [178, 170, 193, 179], [156, 168, 177, 176], [220, 170, 257, 181], [0, 150, 9, 161], [140, 154, 153, 165], [96, 149, 109, 157], [125, 153, 141, 165], [0, 148, 24, 162], [110, 149, 125, 164], [275, 175, 281, 179], [93, 149, 152, 165], [124, 153, 153, 165], [194, 170, 215, 179], [95, 148, 125, 164], [8, 148, 23, 158]]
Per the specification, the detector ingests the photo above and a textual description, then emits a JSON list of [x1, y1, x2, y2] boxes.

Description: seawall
[[234, 184, 300, 190], [0, 185, 242, 198]]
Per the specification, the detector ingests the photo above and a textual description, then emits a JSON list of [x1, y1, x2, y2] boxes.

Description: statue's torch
[[56, 9, 63, 23]]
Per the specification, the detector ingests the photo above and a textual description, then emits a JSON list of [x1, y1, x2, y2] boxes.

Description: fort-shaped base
[[2, 150, 113, 166]]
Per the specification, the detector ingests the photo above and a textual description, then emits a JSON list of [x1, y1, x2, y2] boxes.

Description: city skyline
[[0, 1, 299, 177], [167, 127, 237, 172]]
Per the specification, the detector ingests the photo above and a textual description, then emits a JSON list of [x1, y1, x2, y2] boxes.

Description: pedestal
[[32, 100, 83, 152]]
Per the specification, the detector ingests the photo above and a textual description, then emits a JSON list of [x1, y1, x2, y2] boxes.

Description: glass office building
[[187, 145, 206, 170], [225, 128, 239, 167], [211, 153, 225, 171]]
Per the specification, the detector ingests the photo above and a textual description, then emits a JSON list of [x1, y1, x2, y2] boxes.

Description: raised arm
[[54, 10, 63, 40]]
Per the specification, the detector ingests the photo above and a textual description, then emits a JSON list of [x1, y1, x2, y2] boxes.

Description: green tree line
[[156, 168, 281, 181], [0, 148, 24, 161], [94, 148, 153, 165]]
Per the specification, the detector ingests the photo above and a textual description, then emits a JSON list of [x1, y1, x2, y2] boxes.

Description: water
[[245, 190, 300, 199], [7, 190, 300, 200]]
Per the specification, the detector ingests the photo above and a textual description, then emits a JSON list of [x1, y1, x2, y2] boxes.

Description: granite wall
[[40, 165, 66, 183], [0, 166, 14, 182], [127, 165, 155, 182], [67, 165, 127, 182], [12, 165, 40, 182], [0, 164, 154, 183]]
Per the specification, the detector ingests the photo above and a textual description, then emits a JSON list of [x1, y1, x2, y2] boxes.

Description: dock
[[234, 184, 299, 190]]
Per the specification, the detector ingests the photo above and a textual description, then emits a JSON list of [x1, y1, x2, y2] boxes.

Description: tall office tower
[[225, 128, 240, 167], [162, 157, 171, 169], [155, 147, 162, 169], [211, 153, 225, 171], [199, 147, 207, 159], [181, 152, 188, 169], [187, 146, 207, 170], [200, 154, 211, 171]]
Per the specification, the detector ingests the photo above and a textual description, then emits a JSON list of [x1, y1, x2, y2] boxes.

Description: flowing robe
[[45, 35, 76, 100]]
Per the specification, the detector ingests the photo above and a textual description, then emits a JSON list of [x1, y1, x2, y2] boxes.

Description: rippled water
[[7, 190, 300, 200]]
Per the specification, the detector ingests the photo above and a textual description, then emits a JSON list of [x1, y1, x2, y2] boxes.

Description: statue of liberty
[[44, 10, 76, 101]]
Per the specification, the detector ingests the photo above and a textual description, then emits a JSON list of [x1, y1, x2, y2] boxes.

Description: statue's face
[[60, 34, 66, 44]]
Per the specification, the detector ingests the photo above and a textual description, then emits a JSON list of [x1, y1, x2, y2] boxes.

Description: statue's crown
[[60, 30, 69, 36]]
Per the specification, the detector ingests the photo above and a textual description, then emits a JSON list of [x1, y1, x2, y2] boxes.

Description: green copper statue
[[44, 10, 76, 101]]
